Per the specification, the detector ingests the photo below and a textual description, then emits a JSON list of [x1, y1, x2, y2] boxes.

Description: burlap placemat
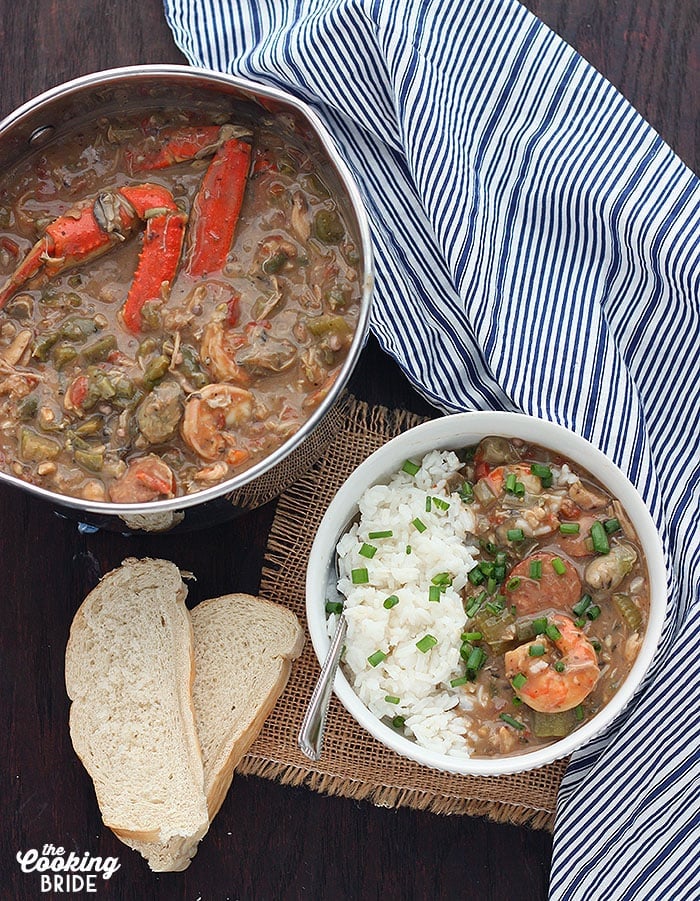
[[239, 394, 567, 831]]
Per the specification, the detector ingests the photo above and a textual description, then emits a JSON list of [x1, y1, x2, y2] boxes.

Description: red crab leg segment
[[125, 125, 230, 173], [0, 196, 137, 310], [119, 184, 187, 334], [185, 137, 252, 278]]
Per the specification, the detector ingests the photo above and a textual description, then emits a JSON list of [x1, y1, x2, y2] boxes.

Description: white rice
[[333, 450, 480, 757]]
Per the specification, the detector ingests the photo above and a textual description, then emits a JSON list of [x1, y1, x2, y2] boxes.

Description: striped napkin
[[163, 1, 700, 897]]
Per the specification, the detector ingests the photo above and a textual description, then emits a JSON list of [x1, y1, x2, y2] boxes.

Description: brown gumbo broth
[[0, 108, 362, 503]]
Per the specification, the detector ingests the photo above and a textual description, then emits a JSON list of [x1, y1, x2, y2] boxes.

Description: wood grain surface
[[0, 1, 696, 899]]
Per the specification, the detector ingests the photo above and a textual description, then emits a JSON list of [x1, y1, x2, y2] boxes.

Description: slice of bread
[[65, 558, 208, 851], [125, 592, 305, 870]]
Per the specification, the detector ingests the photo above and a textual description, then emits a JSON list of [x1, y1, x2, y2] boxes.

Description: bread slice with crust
[[65, 558, 208, 851], [123, 591, 304, 871]]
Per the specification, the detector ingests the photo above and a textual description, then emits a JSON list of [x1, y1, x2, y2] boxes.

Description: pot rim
[[0, 64, 374, 516]]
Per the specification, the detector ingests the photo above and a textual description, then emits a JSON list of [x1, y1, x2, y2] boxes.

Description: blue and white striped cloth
[[163, 1, 700, 897]]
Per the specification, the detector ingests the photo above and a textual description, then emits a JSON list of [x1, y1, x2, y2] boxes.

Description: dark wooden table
[[1, 2, 696, 899]]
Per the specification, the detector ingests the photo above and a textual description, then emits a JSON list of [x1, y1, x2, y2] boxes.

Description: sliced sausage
[[505, 551, 582, 615]]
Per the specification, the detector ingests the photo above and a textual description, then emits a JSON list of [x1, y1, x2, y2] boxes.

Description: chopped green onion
[[514, 481, 526, 498], [450, 675, 469, 688], [529, 643, 546, 657], [359, 542, 377, 558], [559, 522, 580, 535], [551, 557, 567, 575], [392, 715, 406, 728], [505, 473, 517, 493], [545, 622, 562, 641], [367, 650, 387, 667], [529, 559, 542, 579], [554, 661, 566, 673], [368, 529, 393, 539], [465, 646, 487, 678], [506, 576, 521, 591], [530, 463, 553, 488], [425, 496, 432, 512], [479, 561, 495, 576], [590, 638, 601, 652], [465, 591, 486, 617], [485, 597, 506, 614], [459, 481, 474, 503], [412, 517, 427, 533], [431, 572, 452, 586], [590, 521, 610, 554], [574, 617, 586, 628], [461, 631, 483, 641], [512, 696, 523, 706], [500, 713, 525, 730], [384, 695, 400, 704], [532, 616, 547, 635], [507, 528, 525, 542], [468, 567, 486, 586], [511, 672, 527, 690], [604, 517, 621, 534], [325, 601, 344, 615], [587, 604, 601, 620], [486, 576, 497, 595], [575, 705, 585, 721], [416, 634, 438, 653], [383, 595, 399, 609], [351, 567, 369, 584], [428, 585, 441, 602], [432, 496, 450, 511], [573, 594, 593, 616], [402, 459, 420, 476], [406, 545, 412, 554]]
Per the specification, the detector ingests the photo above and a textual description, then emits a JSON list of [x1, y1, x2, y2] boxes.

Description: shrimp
[[180, 382, 253, 465], [504, 614, 600, 713], [200, 317, 250, 385]]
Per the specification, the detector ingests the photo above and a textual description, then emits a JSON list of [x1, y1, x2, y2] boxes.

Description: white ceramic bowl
[[306, 411, 667, 776]]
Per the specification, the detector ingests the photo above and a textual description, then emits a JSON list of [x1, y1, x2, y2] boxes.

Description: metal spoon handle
[[298, 613, 347, 761]]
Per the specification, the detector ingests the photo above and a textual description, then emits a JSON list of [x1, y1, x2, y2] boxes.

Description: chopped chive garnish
[[559, 522, 580, 535], [392, 715, 406, 728], [411, 517, 427, 533], [459, 481, 474, 503], [359, 542, 377, 558], [325, 601, 344, 615], [432, 496, 450, 511], [479, 561, 495, 576], [368, 529, 393, 539], [402, 459, 420, 476], [406, 545, 412, 554], [428, 585, 441, 602], [494, 550, 508, 565], [468, 567, 486, 586], [465, 646, 487, 678], [511, 672, 527, 690], [507, 528, 525, 542], [532, 616, 547, 635], [587, 604, 601, 620], [575, 705, 585, 721], [351, 567, 369, 584], [590, 638, 601, 652], [530, 463, 553, 487], [506, 576, 521, 591], [486, 576, 497, 595], [384, 695, 400, 704], [529, 559, 542, 579], [485, 597, 505, 614], [450, 675, 469, 688], [500, 713, 525, 730], [465, 591, 486, 617], [493, 564, 506, 582], [574, 617, 586, 628], [461, 631, 482, 641], [573, 594, 593, 616], [505, 473, 517, 493], [529, 643, 546, 657], [545, 622, 562, 641], [383, 594, 399, 609], [554, 661, 566, 673], [367, 650, 387, 667], [416, 634, 438, 653], [590, 521, 610, 554], [425, 496, 432, 512], [431, 572, 452, 585], [514, 481, 525, 498], [604, 517, 621, 534], [551, 557, 567, 575]]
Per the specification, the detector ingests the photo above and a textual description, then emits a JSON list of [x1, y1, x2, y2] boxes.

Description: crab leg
[[185, 137, 252, 278]]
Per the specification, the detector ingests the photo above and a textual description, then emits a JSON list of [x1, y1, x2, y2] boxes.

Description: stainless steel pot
[[0, 65, 373, 532]]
